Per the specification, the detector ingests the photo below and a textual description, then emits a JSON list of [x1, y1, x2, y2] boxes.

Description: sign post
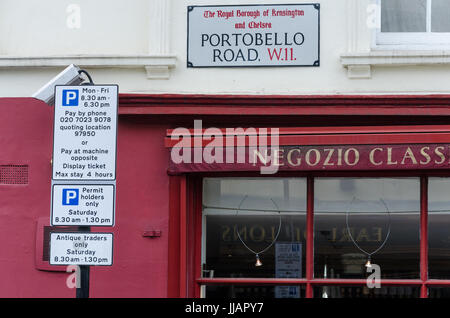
[[49, 82, 118, 298], [77, 227, 90, 299]]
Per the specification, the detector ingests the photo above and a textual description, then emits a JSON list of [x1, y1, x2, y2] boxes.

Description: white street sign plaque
[[51, 184, 115, 227], [50, 232, 113, 266], [52, 85, 118, 181], [187, 4, 320, 67]]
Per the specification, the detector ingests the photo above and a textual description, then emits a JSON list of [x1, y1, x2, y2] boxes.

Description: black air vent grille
[[0, 165, 28, 185]]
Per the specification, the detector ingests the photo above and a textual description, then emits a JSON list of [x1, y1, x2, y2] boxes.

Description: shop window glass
[[428, 178, 450, 279], [313, 286, 420, 298], [202, 178, 307, 287], [205, 285, 306, 299], [314, 178, 420, 280], [428, 287, 450, 298]]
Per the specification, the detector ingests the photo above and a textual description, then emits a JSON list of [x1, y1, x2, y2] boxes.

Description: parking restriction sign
[[51, 184, 115, 226], [52, 85, 118, 181], [49, 78, 118, 298]]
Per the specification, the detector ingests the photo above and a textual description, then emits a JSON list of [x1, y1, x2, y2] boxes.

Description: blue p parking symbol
[[62, 90, 79, 106], [62, 189, 79, 205]]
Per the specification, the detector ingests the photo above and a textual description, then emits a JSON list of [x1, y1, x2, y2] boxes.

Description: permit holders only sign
[[51, 184, 115, 226], [53, 85, 118, 181], [187, 3, 320, 67], [50, 232, 113, 266]]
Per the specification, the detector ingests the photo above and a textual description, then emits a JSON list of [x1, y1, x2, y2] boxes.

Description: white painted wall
[[0, 0, 149, 56], [1, 0, 450, 97]]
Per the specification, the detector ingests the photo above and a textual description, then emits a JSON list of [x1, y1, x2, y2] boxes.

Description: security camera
[[32, 64, 84, 106]]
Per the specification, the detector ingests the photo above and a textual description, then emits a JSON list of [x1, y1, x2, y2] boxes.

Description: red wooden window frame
[[188, 172, 450, 299], [166, 125, 450, 298]]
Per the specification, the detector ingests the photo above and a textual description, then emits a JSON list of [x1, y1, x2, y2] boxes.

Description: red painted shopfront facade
[[2, 94, 450, 298]]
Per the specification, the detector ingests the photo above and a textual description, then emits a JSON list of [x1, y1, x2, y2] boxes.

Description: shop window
[[314, 178, 420, 280], [196, 176, 450, 298], [428, 178, 450, 279], [202, 178, 306, 297], [428, 287, 450, 298], [313, 286, 420, 298], [377, 0, 450, 48], [205, 285, 306, 299]]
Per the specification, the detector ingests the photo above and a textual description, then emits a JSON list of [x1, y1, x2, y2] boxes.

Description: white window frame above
[[374, 0, 450, 50]]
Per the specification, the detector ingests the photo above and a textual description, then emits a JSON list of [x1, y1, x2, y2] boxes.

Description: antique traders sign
[[169, 144, 450, 173], [187, 4, 320, 67]]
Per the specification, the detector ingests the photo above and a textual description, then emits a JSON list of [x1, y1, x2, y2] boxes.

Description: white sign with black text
[[50, 232, 113, 266], [52, 85, 118, 181], [187, 4, 320, 67], [51, 184, 115, 227]]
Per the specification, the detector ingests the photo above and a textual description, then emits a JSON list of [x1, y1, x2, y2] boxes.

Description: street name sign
[[187, 3, 320, 67]]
